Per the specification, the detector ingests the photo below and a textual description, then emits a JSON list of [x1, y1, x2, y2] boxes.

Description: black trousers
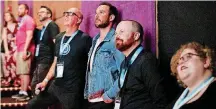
[[83, 100, 114, 109], [31, 63, 51, 95], [27, 83, 81, 109]]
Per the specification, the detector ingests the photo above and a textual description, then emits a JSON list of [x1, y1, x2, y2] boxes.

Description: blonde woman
[[169, 42, 216, 109]]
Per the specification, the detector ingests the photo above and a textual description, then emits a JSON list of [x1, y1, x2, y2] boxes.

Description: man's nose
[[95, 14, 99, 19], [115, 34, 119, 39]]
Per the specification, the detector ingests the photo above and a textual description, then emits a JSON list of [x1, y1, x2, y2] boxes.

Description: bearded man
[[30, 5, 59, 96], [84, 2, 124, 109], [114, 20, 168, 109]]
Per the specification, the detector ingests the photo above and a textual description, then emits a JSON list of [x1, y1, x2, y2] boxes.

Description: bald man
[[114, 20, 167, 109], [27, 8, 92, 109]]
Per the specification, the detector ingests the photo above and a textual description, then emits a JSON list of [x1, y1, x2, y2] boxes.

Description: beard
[[95, 19, 110, 28], [39, 16, 48, 22], [18, 12, 25, 17], [115, 38, 134, 52]]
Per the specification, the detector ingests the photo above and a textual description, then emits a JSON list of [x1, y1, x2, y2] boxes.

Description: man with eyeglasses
[[83, 2, 124, 109], [30, 6, 59, 97], [27, 8, 92, 109]]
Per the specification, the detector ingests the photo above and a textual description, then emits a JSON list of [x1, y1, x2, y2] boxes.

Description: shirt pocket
[[99, 49, 113, 58], [95, 49, 114, 72]]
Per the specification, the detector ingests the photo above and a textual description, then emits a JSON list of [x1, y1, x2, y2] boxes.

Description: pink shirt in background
[[16, 15, 35, 53]]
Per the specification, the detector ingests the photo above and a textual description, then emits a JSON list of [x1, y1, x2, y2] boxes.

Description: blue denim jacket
[[84, 28, 124, 100]]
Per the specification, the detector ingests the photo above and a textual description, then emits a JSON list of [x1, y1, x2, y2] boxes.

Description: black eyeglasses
[[63, 12, 79, 17], [177, 53, 200, 65], [37, 11, 49, 15]]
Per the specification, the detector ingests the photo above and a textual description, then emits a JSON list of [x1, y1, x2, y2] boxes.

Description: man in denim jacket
[[84, 2, 124, 109]]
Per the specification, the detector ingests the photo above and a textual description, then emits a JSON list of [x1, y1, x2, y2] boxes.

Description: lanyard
[[173, 76, 215, 109], [40, 20, 52, 41], [18, 16, 27, 30], [59, 30, 78, 56], [119, 46, 143, 88]]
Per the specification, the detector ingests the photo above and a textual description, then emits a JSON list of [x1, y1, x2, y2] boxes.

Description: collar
[[94, 28, 115, 42], [126, 45, 143, 61], [63, 30, 80, 37], [44, 20, 52, 27], [20, 15, 28, 22], [23, 15, 28, 18]]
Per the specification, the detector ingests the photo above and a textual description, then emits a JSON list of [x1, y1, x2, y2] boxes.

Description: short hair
[[131, 20, 144, 43], [99, 2, 118, 24], [40, 6, 52, 18], [122, 20, 144, 43], [170, 42, 216, 87], [19, 4, 29, 11]]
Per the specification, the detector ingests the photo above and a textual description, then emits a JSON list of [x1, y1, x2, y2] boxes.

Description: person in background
[[26, 7, 92, 109], [30, 5, 59, 96], [11, 4, 36, 101], [1, 11, 20, 87], [168, 42, 216, 109], [84, 2, 124, 109]]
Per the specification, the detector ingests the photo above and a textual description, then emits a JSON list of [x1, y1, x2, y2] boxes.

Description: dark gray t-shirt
[[54, 30, 92, 92], [36, 21, 60, 64]]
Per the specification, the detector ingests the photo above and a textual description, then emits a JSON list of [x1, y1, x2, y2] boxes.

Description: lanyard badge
[[35, 21, 51, 56], [35, 27, 46, 56], [55, 30, 79, 78], [56, 61, 64, 78], [114, 96, 121, 109], [35, 44, 40, 56]]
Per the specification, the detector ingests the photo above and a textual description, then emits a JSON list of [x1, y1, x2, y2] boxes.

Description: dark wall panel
[[158, 1, 216, 102]]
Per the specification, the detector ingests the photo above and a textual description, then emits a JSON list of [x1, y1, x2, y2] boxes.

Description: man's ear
[[25, 10, 29, 14], [77, 18, 81, 24], [134, 32, 140, 41], [204, 57, 211, 69], [109, 14, 115, 22], [48, 13, 51, 18]]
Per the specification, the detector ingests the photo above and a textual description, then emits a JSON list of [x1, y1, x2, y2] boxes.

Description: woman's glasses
[[177, 53, 200, 65]]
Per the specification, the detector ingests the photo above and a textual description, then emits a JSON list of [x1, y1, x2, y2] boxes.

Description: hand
[[102, 93, 113, 103], [35, 81, 47, 93], [88, 90, 104, 99], [103, 98, 113, 103], [22, 51, 28, 61]]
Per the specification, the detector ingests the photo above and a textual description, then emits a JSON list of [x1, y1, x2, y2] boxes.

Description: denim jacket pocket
[[94, 49, 114, 74]]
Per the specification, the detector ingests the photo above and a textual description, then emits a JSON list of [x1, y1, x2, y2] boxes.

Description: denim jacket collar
[[93, 28, 115, 43], [88, 28, 115, 66]]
